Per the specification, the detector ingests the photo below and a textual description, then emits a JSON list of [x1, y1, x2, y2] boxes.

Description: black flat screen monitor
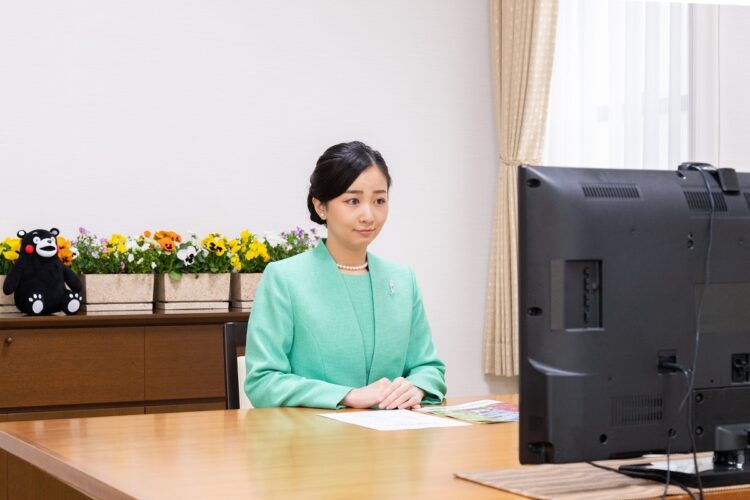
[[518, 165, 750, 487]]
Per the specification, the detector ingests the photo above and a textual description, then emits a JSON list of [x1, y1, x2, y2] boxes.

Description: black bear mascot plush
[[2, 228, 84, 315]]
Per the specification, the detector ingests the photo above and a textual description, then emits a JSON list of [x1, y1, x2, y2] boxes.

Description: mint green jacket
[[244, 242, 446, 409]]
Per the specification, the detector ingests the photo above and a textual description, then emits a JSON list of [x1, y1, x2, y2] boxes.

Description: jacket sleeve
[[244, 264, 352, 408], [404, 269, 447, 404]]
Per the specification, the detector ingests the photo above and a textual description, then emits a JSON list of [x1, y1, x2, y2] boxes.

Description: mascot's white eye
[[32, 237, 40, 244]]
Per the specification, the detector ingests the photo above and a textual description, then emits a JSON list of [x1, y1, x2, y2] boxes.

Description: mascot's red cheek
[[25, 244, 34, 254]]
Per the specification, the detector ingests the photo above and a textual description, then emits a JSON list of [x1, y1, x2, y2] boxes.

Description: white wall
[[0, 1, 514, 396]]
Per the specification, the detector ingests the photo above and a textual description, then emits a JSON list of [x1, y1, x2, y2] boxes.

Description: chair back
[[223, 322, 252, 409]]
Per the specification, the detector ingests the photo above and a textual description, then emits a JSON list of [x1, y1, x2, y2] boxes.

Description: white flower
[[151, 261, 157, 270], [263, 231, 285, 247], [177, 245, 198, 266], [136, 258, 144, 265], [127, 253, 135, 263]]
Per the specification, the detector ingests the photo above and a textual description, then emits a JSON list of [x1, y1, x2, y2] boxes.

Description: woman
[[245, 141, 446, 409]]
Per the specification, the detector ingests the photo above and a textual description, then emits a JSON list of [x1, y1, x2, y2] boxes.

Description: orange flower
[[57, 236, 72, 251], [158, 237, 176, 253], [143, 230, 152, 238], [155, 230, 182, 244], [59, 248, 73, 266]]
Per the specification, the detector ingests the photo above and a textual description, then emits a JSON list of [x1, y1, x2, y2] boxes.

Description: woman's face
[[316, 165, 389, 254]]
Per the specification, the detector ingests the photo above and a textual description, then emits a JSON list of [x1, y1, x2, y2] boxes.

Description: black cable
[[661, 365, 701, 499], [586, 460, 697, 499], [654, 164, 715, 500], [683, 166, 714, 409], [661, 166, 716, 500], [682, 165, 715, 499]]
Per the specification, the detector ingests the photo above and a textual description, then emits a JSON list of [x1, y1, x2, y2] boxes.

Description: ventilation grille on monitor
[[581, 183, 640, 199], [683, 191, 728, 212], [611, 395, 663, 426]]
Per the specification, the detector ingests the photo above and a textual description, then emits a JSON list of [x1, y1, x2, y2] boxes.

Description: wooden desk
[[0, 396, 521, 499], [1, 395, 746, 499]]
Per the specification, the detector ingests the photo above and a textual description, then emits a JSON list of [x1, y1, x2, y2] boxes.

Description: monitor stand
[[619, 452, 750, 488], [620, 423, 750, 488]]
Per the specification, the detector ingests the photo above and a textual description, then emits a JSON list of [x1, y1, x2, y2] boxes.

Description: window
[[544, 0, 690, 170]]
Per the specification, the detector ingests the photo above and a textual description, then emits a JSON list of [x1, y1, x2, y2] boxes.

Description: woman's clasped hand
[[342, 377, 425, 410]]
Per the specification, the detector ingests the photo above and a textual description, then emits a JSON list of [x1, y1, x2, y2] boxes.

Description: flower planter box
[[0, 275, 17, 314], [83, 274, 155, 312], [230, 273, 262, 311], [155, 273, 230, 310]]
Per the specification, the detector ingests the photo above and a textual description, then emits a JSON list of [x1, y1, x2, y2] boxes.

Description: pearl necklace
[[336, 261, 368, 271]]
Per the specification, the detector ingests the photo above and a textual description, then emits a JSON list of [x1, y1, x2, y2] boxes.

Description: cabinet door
[[0, 449, 6, 500], [0, 327, 144, 408], [144, 325, 225, 401]]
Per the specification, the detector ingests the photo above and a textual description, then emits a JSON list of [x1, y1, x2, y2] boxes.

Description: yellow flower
[[255, 241, 270, 262], [4, 237, 21, 252], [229, 239, 241, 254], [240, 229, 252, 243], [244, 241, 270, 262], [230, 255, 241, 271], [2, 250, 19, 262], [201, 234, 228, 256], [106, 234, 128, 254]]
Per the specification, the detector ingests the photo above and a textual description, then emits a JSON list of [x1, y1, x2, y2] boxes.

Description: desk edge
[[0, 430, 135, 500]]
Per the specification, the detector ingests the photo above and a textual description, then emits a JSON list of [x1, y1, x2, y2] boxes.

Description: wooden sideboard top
[[0, 309, 249, 329]]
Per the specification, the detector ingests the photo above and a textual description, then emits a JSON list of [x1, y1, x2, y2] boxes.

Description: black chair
[[223, 322, 248, 409]]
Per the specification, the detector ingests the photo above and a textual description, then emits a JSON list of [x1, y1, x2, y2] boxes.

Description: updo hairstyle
[[307, 141, 392, 225]]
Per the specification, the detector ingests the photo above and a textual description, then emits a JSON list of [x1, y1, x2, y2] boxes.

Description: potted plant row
[[0, 227, 321, 314], [71, 230, 157, 312]]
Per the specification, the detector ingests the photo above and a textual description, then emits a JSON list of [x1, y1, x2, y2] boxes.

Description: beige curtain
[[484, 0, 558, 376]]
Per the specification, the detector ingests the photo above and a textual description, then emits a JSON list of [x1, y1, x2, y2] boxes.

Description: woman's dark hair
[[307, 141, 392, 225]]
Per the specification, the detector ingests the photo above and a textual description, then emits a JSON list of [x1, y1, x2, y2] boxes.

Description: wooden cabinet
[[144, 325, 225, 401], [0, 327, 144, 408], [0, 310, 247, 422]]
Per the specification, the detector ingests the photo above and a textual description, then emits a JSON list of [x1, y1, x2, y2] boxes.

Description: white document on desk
[[317, 409, 471, 431]]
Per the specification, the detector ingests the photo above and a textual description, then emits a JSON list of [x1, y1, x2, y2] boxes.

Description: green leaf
[[169, 271, 182, 281]]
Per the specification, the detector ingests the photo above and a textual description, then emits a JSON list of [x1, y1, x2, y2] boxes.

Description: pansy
[[155, 230, 182, 244], [229, 238, 241, 254], [158, 237, 176, 253], [230, 254, 241, 271], [57, 236, 72, 251], [201, 234, 228, 256], [177, 245, 198, 265], [6, 237, 21, 253], [2, 250, 19, 262]]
